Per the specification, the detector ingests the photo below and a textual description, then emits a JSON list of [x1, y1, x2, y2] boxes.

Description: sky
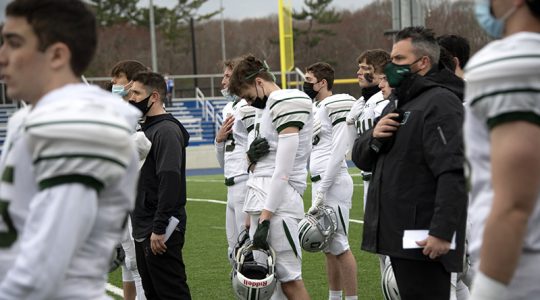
[[0, 0, 374, 23], [139, 0, 374, 20]]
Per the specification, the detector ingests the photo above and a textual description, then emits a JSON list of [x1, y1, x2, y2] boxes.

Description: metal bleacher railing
[[0, 70, 305, 146]]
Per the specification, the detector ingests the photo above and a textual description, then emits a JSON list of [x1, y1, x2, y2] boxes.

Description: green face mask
[[383, 57, 422, 88]]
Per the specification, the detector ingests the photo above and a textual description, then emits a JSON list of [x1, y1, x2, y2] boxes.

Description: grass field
[[108, 168, 385, 299]]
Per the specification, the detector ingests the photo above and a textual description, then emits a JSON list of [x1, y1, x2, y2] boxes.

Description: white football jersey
[[310, 93, 356, 185], [244, 89, 312, 217], [217, 99, 256, 178], [464, 32, 540, 263], [0, 84, 140, 298], [356, 91, 388, 135]]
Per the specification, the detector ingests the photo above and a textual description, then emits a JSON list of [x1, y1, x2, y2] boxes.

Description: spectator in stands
[[129, 71, 191, 300], [164, 73, 174, 107]]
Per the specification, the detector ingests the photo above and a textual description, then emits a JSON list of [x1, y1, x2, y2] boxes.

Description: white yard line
[[108, 196, 365, 292], [187, 198, 364, 224], [186, 179, 364, 187]]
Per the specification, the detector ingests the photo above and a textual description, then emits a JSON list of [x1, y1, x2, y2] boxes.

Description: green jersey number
[[225, 134, 236, 152]]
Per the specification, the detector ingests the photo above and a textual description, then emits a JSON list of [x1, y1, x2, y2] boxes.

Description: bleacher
[[168, 100, 208, 146], [0, 104, 19, 147], [166, 98, 229, 146], [0, 99, 225, 150]]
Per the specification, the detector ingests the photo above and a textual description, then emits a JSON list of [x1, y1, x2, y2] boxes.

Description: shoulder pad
[[26, 103, 135, 191], [237, 104, 256, 133], [323, 94, 356, 126], [269, 92, 312, 133]]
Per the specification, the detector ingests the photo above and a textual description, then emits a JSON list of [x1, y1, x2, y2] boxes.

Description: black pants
[[390, 257, 450, 300], [135, 230, 191, 300]]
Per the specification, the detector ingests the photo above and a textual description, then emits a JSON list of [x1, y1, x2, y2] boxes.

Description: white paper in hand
[[402, 230, 456, 250], [164, 216, 179, 243]]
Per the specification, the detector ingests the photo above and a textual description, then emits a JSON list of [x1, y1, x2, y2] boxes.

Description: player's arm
[[261, 96, 311, 220], [345, 98, 365, 125], [473, 121, 540, 294], [215, 104, 235, 168], [215, 115, 234, 169], [260, 126, 300, 221], [0, 185, 100, 298], [317, 104, 353, 194]]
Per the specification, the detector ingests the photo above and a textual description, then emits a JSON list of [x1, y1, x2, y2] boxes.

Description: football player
[[229, 54, 312, 300], [214, 59, 256, 267], [347, 49, 391, 213], [110, 60, 150, 300], [0, 0, 141, 298], [465, 1, 540, 299], [304, 62, 358, 300]]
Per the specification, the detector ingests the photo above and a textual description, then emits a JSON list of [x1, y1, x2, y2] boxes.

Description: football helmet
[[381, 257, 401, 300], [231, 228, 253, 264], [232, 242, 277, 300], [298, 205, 337, 252]]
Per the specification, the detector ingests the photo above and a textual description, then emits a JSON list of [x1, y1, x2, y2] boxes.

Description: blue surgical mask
[[111, 81, 131, 97], [475, 0, 517, 39], [221, 88, 240, 103]]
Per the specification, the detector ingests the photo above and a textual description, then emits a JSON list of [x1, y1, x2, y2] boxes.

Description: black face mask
[[251, 96, 268, 109], [303, 81, 319, 100], [250, 84, 268, 109], [129, 94, 153, 116]]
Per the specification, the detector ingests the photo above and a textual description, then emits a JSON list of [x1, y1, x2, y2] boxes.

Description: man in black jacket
[[352, 27, 467, 300], [129, 71, 191, 299]]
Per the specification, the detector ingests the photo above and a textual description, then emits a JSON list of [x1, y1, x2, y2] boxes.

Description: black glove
[[246, 137, 270, 163], [371, 97, 403, 154], [253, 219, 270, 250], [108, 245, 126, 273]]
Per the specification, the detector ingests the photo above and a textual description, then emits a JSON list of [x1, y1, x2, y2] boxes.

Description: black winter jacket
[[352, 68, 467, 272], [132, 113, 190, 240]]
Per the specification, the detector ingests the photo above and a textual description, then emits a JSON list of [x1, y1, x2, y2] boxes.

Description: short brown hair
[[132, 72, 167, 103], [228, 54, 274, 98], [356, 49, 391, 74], [110, 60, 148, 81], [306, 62, 335, 90], [6, 0, 96, 76], [223, 58, 240, 70]]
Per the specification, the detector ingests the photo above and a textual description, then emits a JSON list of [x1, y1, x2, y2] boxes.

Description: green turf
[[108, 169, 384, 299]]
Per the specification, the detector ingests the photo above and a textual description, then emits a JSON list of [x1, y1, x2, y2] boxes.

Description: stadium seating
[[0, 99, 225, 152]]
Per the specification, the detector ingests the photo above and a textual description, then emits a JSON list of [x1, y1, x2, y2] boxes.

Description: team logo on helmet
[[381, 257, 401, 300], [231, 242, 277, 300]]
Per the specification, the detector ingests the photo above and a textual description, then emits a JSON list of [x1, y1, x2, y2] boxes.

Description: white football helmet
[[231, 243, 277, 300], [381, 257, 401, 300], [298, 205, 337, 252]]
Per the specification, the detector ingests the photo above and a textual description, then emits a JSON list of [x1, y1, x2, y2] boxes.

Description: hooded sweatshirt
[[132, 113, 190, 239], [352, 66, 468, 273]]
